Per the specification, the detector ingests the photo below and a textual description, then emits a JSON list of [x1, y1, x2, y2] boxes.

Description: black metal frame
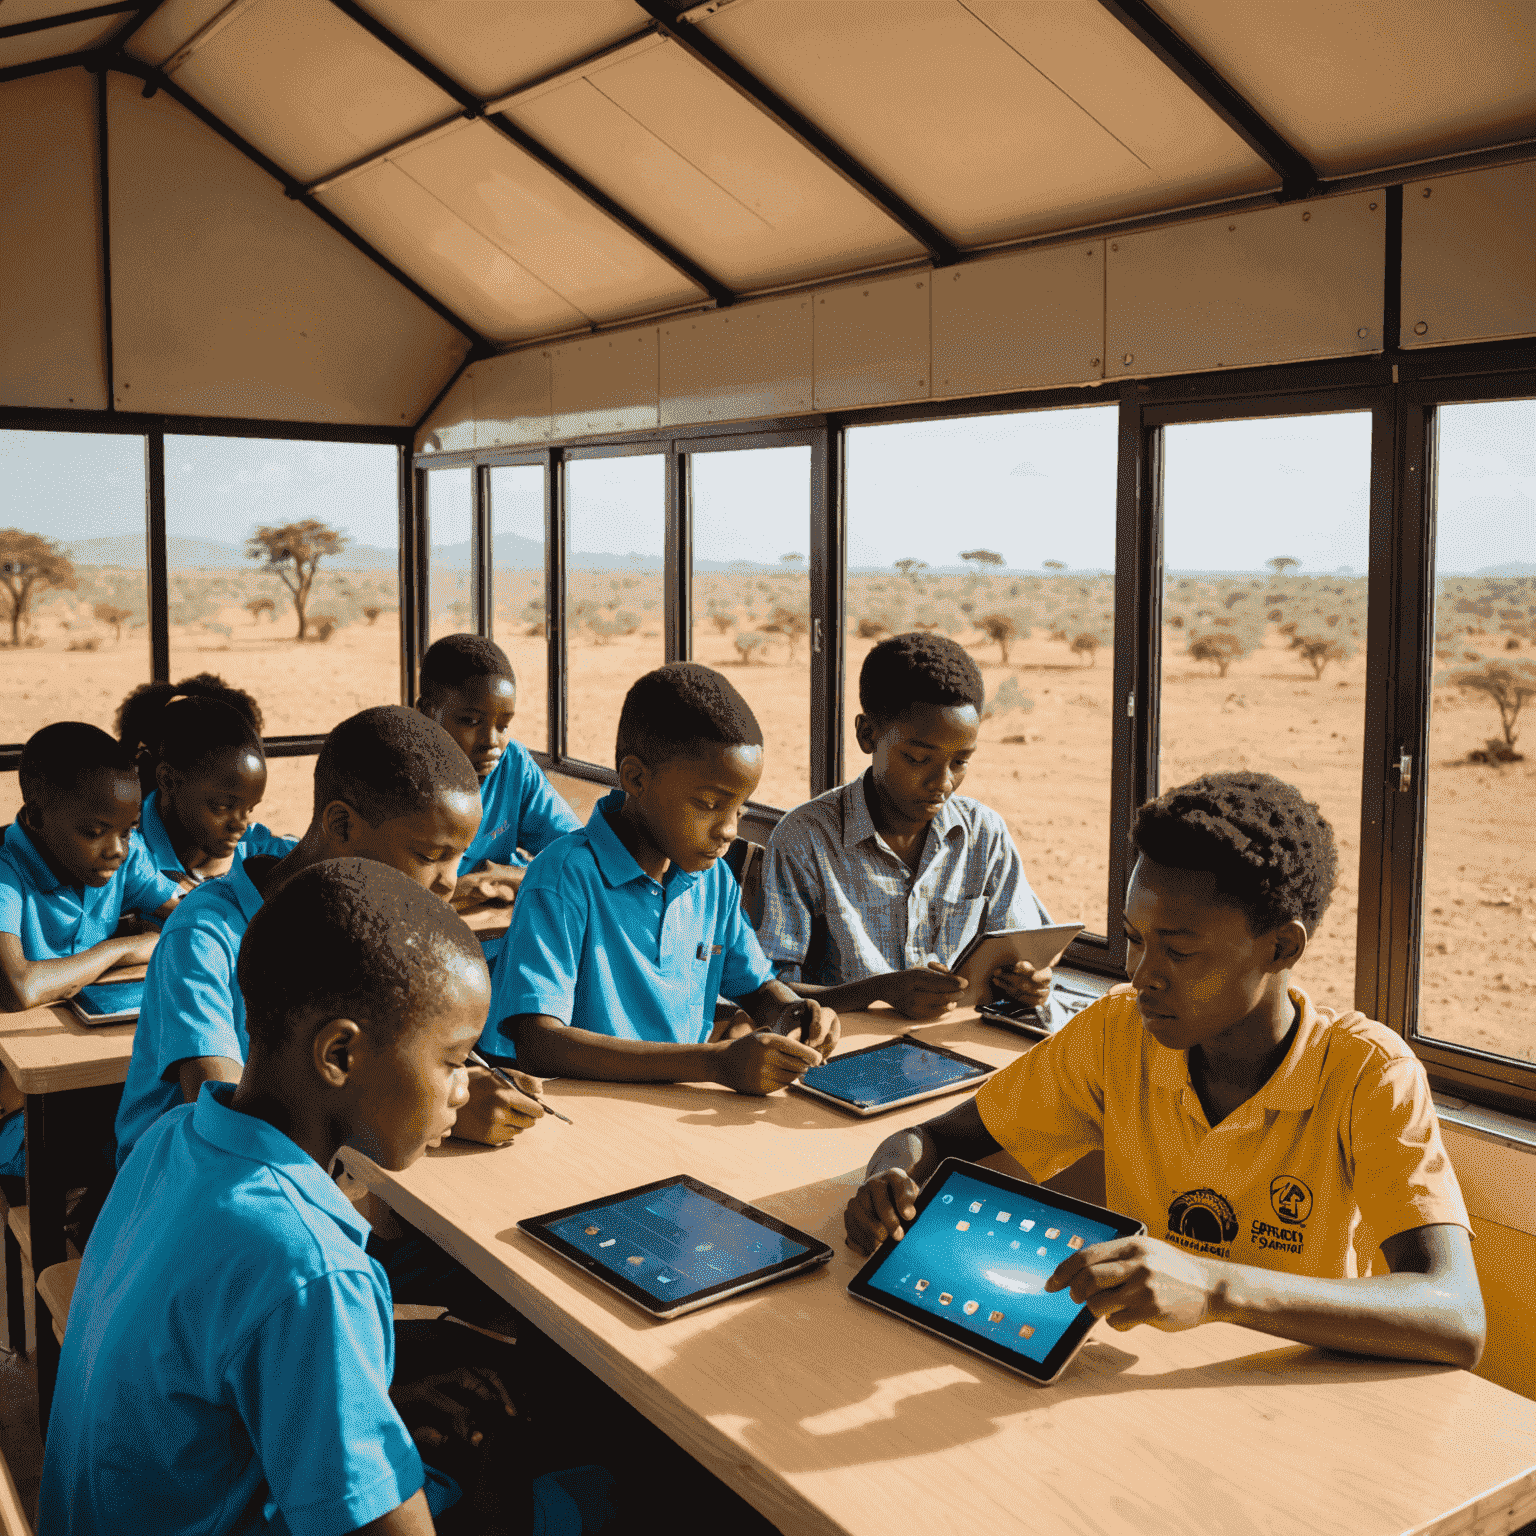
[[0, 2, 136, 42]]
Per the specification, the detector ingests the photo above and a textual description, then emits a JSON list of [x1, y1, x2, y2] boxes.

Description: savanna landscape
[[2, 525, 1531, 1062]]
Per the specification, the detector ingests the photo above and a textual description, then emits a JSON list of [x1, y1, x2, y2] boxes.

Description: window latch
[[1126, 691, 1135, 720], [812, 618, 823, 655], [1395, 751, 1413, 792]]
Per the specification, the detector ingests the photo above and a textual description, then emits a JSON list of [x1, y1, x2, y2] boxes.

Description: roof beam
[[319, 0, 734, 307], [106, 0, 170, 52], [0, 47, 99, 84], [0, 3, 137, 42], [631, 0, 960, 266], [1092, 0, 1318, 198], [107, 57, 490, 349]]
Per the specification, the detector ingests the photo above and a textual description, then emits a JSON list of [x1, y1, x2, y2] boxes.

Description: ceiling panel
[[361, 0, 645, 101], [319, 159, 591, 344], [387, 119, 706, 324], [0, 0, 115, 23], [507, 37, 922, 291], [123, 0, 231, 65], [704, 0, 1271, 249], [165, 0, 460, 182], [1153, 0, 1536, 176], [0, 13, 122, 67]]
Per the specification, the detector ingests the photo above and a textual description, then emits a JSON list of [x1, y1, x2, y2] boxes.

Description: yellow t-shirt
[[973, 988, 1470, 1278]]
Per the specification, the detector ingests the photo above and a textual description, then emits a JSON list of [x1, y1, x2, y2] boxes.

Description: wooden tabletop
[[342, 999, 1536, 1536], [0, 1002, 134, 1095]]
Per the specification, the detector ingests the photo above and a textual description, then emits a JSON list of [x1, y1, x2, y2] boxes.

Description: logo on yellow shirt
[[1166, 1188, 1239, 1255], [1269, 1175, 1313, 1225]]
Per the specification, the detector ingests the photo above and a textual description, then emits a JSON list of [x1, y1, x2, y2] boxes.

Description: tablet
[[977, 973, 1112, 1040], [792, 1037, 994, 1117], [848, 1158, 1146, 1384], [69, 978, 145, 1026], [948, 923, 1084, 1006], [519, 1174, 834, 1320]]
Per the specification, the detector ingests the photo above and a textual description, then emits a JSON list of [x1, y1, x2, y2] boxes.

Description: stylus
[[467, 1050, 575, 1124]]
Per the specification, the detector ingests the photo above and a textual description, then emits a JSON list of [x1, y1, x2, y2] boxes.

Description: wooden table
[[342, 998, 1536, 1536], [0, 1002, 134, 1428]]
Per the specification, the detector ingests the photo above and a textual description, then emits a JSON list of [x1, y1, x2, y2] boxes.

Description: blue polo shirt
[[0, 820, 180, 962], [463, 739, 581, 871], [137, 789, 288, 881], [41, 1082, 429, 1536], [113, 845, 294, 1169], [488, 789, 776, 1052]]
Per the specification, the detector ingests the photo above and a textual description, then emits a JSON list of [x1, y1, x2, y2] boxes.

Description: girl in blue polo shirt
[[116, 673, 284, 885]]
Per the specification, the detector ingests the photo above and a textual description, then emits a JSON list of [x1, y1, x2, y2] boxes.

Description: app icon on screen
[[939, 1293, 953, 1306], [915, 1279, 930, 1292], [940, 1195, 953, 1205], [988, 1311, 1004, 1324], [1019, 1220, 1035, 1232], [1045, 1228, 1060, 1240], [962, 1300, 979, 1315], [1009, 1241, 1020, 1250], [969, 1201, 983, 1214], [599, 1239, 616, 1248], [1037, 1247, 1048, 1257], [956, 1221, 970, 1231], [1068, 1234, 1084, 1250], [694, 1242, 714, 1253], [657, 1275, 673, 1284], [584, 1226, 600, 1236], [626, 1256, 644, 1266], [1018, 1324, 1035, 1340], [997, 1212, 1011, 1223]]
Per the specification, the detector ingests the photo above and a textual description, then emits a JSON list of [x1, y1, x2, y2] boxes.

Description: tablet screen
[[74, 979, 145, 1018], [544, 1180, 812, 1305], [799, 1038, 990, 1108], [862, 1168, 1125, 1365]]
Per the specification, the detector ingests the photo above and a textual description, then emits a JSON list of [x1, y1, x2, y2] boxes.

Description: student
[[415, 634, 580, 947], [492, 662, 839, 1092], [41, 859, 521, 1535], [845, 771, 1486, 1367], [116, 673, 282, 884], [759, 631, 1053, 1021], [114, 705, 543, 1169]]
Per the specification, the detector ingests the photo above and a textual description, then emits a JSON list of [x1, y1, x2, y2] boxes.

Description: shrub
[[977, 610, 1027, 665], [734, 630, 767, 665]]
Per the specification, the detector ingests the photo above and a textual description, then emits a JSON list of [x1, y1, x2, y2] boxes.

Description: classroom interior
[[1, 1, 1534, 1531]]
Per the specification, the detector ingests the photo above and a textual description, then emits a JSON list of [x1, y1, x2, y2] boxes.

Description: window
[[564, 454, 665, 770], [490, 463, 548, 757], [425, 464, 474, 643], [1158, 413, 1372, 1011], [843, 407, 1118, 935], [689, 444, 812, 810], [1417, 397, 1536, 1066], [164, 436, 401, 736]]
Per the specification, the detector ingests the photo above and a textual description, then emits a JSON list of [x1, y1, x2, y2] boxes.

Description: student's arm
[[736, 977, 840, 1057], [450, 860, 524, 911], [177, 1054, 243, 1104], [975, 812, 1053, 1009], [349, 1490, 434, 1535], [787, 964, 971, 1020], [0, 928, 158, 1012], [121, 838, 185, 923], [1044, 1223, 1483, 1367]]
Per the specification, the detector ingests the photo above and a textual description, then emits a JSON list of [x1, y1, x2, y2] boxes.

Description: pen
[[467, 1049, 575, 1125]]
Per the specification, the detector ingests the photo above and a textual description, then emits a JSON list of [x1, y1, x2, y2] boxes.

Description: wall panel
[[659, 297, 812, 427], [476, 348, 553, 448], [551, 330, 659, 439], [0, 70, 108, 412], [812, 272, 932, 412], [418, 368, 476, 454]]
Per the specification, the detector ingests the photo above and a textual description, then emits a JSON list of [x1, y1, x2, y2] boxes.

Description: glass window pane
[[1159, 413, 1372, 1010], [427, 465, 474, 642], [165, 437, 401, 735], [844, 407, 1117, 935], [690, 445, 812, 810], [1419, 397, 1536, 1064], [490, 464, 548, 758], [564, 455, 664, 769], [1, 430, 151, 745]]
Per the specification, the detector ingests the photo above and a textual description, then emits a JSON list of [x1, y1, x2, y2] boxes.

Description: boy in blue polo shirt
[[416, 634, 580, 955], [115, 705, 544, 1169], [492, 663, 839, 1093], [42, 858, 521, 1535]]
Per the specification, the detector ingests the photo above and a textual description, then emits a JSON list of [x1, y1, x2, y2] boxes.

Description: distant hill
[[1473, 561, 1536, 577]]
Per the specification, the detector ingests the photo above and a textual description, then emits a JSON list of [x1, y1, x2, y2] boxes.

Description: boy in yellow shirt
[[845, 771, 1485, 1367]]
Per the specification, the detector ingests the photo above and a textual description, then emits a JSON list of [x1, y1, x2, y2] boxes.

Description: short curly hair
[[419, 633, 515, 701], [1131, 771, 1337, 935], [614, 662, 761, 772], [19, 722, 137, 807], [312, 706, 478, 827], [859, 632, 984, 724]]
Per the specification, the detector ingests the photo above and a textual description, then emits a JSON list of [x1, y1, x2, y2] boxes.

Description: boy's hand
[[881, 962, 969, 1020], [844, 1169, 922, 1254], [450, 1065, 545, 1145], [118, 926, 160, 967], [451, 867, 522, 912], [991, 960, 1052, 1008], [1045, 1236, 1216, 1332], [714, 1030, 822, 1096], [768, 997, 840, 1059], [708, 1008, 757, 1043], [391, 1364, 516, 1454]]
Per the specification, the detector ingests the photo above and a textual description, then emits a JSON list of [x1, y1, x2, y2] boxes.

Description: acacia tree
[[977, 610, 1024, 665], [93, 603, 133, 643], [893, 558, 928, 579], [960, 549, 1004, 571], [1267, 556, 1301, 575], [1448, 659, 1536, 751], [246, 520, 346, 640], [0, 529, 76, 647], [245, 597, 275, 624]]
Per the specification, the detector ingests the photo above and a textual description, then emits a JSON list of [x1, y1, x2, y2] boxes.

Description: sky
[[1, 398, 1531, 574]]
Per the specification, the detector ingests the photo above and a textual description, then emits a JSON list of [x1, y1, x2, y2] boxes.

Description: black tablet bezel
[[518, 1174, 834, 1318], [847, 1157, 1146, 1384], [792, 1036, 995, 1114]]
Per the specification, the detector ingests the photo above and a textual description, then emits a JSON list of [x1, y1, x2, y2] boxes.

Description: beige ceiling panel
[[476, 348, 554, 448], [395, 121, 704, 323], [660, 296, 813, 427], [167, 0, 460, 182], [0, 70, 106, 410], [1153, 1, 1536, 176], [0, 13, 123, 67], [319, 161, 589, 344], [361, 0, 643, 101], [1401, 164, 1536, 348], [508, 38, 920, 290], [2, 0, 111, 20], [933, 243, 1106, 397], [551, 330, 658, 439], [1105, 193, 1384, 378], [107, 73, 467, 423], [416, 366, 476, 455], [124, 0, 231, 64], [813, 272, 932, 411]]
